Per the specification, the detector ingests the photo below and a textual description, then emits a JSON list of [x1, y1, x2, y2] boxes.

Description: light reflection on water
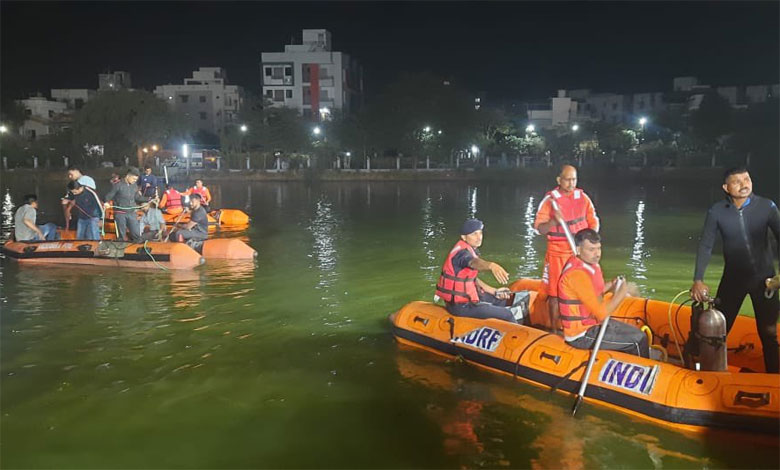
[[307, 196, 343, 323], [419, 186, 446, 282], [516, 195, 540, 278], [630, 200, 648, 283], [2, 189, 14, 241], [468, 186, 478, 218]]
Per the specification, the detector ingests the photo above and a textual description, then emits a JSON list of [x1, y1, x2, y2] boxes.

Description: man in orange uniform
[[435, 219, 517, 323], [184, 179, 212, 211], [558, 229, 648, 357], [159, 184, 184, 214], [534, 164, 600, 329]]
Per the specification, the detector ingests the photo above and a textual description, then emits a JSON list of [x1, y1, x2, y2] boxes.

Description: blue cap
[[460, 218, 484, 235]]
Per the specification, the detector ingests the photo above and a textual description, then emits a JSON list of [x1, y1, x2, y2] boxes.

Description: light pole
[[0, 124, 8, 134], [240, 124, 248, 169]]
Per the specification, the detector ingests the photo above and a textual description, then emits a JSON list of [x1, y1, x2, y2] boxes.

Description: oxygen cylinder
[[697, 306, 728, 371]]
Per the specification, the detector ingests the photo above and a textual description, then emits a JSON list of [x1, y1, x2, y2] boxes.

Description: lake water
[[1, 176, 778, 468]]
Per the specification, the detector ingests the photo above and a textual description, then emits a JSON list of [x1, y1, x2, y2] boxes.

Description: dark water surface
[[1, 178, 777, 468]]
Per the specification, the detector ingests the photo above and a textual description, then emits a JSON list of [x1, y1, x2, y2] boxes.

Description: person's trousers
[[76, 217, 101, 240], [33, 223, 59, 241], [568, 321, 650, 358], [114, 211, 141, 242], [716, 273, 779, 373], [446, 291, 517, 323], [174, 228, 208, 242]]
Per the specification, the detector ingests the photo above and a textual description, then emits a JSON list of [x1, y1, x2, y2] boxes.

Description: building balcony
[[319, 76, 334, 87]]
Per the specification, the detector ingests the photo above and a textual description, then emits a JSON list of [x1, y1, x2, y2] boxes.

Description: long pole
[[164, 165, 169, 185], [572, 278, 623, 416], [551, 199, 577, 253]]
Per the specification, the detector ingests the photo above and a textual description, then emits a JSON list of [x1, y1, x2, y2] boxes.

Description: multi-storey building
[[98, 71, 132, 91], [260, 29, 363, 121], [51, 89, 96, 111], [154, 67, 244, 134], [16, 95, 69, 139]]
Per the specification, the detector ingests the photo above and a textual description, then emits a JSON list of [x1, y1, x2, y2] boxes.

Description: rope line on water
[[143, 240, 169, 271]]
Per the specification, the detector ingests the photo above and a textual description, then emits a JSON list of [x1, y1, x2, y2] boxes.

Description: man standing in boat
[[690, 167, 779, 373], [435, 218, 516, 323], [534, 164, 600, 329], [104, 167, 149, 242], [558, 229, 649, 357]]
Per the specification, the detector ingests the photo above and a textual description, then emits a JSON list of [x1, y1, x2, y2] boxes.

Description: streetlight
[[0, 124, 7, 134], [526, 124, 535, 133], [240, 124, 248, 133], [470, 145, 479, 155], [313, 126, 321, 136], [151, 144, 159, 152], [571, 124, 579, 132], [182, 144, 189, 158], [639, 117, 648, 129], [423, 126, 431, 133], [437, 130, 442, 135], [345, 151, 351, 157], [142, 147, 149, 153]]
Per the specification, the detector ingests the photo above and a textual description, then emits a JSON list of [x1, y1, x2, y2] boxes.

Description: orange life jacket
[[190, 186, 211, 203], [436, 240, 480, 304], [163, 188, 182, 208], [545, 188, 591, 245], [558, 255, 605, 341]]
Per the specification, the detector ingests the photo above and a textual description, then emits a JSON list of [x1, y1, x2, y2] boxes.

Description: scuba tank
[[685, 298, 728, 371]]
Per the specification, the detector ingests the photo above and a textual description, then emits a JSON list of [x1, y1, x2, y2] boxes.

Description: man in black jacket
[[691, 167, 780, 373]]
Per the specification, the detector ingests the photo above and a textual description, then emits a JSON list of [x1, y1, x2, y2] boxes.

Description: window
[[180, 94, 189, 103], [266, 90, 273, 97], [48, 110, 54, 118], [612, 103, 618, 110], [638, 101, 645, 109], [199, 112, 207, 120], [302, 65, 311, 82], [199, 96, 206, 103], [75, 98, 84, 109], [273, 90, 284, 102], [286, 89, 292, 99], [216, 95, 220, 100], [285, 66, 292, 76], [272, 67, 283, 79], [25, 109, 32, 116], [265, 68, 272, 77]]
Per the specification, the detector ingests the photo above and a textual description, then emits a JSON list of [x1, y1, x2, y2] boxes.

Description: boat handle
[[23, 245, 38, 254], [77, 244, 92, 252], [413, 316, 429, 327], [734, 391, 770, 407], [540, 351, 561, 365]]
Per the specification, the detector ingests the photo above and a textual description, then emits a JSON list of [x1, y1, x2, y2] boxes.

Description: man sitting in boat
[[558, 229, 649, 357], [170, 193, 209, 243], [140, 201, 165, 241], [14, 194, 58, 241], [435, 218, 516, 323], [159, 184, 183, 214], [184, 179, 212, 211]]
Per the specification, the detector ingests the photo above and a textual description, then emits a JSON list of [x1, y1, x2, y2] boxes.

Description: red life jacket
[[190, 186, 209, 201], [558, 256, 606, 341], [165, 189, 182, 208], [545, 188, 592, 245], [436, 240, 480, 304]]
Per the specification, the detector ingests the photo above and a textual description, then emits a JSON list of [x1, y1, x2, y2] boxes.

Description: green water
[[1, 179, 777, 468]]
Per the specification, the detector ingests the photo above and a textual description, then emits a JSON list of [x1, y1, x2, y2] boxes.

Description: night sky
[[1, 1, 778, 103]]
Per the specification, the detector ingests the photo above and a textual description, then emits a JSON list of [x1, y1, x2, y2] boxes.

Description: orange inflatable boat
[[103, 208, 249, 233], [56, 230, 257, 260], [1, 240, 204, 270], [391, 279, 780, 435]]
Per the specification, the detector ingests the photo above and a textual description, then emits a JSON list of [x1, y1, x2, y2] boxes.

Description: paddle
[[164, 209, 188, 242], [571, 276, 624, 417], [551, 199, 577, 254]]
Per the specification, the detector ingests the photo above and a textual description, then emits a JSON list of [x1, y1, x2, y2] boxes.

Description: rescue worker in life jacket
[[534, 164, 600, 330], [435, 219, 517, 323], [559, 229, 649, 357], [184, 179, 212, 211], [159, 184, 183, 214]]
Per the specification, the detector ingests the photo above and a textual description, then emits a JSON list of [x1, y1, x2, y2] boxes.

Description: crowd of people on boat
[[436, 164, 779, 372], [12, 165, 213, 245]]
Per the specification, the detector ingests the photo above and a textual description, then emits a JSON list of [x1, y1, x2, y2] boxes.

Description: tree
[[72, 89, 190, 167], [690, 93, 733, 147]]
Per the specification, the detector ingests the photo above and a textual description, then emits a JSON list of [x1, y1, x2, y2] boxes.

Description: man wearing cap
[[435, 218, 517, 323], [534, 164, 600, 329], [104, 167, 149, 242]]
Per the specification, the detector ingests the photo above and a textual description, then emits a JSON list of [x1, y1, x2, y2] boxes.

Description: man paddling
[[690, 167, 779, 373], [435, 218, 517, 323], [558, 229, 648, 357], [534, 164, 600, 329]]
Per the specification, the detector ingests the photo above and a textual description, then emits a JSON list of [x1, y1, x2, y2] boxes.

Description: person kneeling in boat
[[435, 218, 517, 323], [558, 229, 649, 358], [170, 193, 209, 243], [140, 201, 165, 241]]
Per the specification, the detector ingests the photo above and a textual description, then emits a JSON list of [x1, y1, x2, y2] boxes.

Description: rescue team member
[[171, 194, 209, 243], [14, 194, 58, 241], [104, 167, 149, 242], [138, 166, 159, 198], [559, 229, 649, 358], [184, 179, 212, 211], [534, 164, 600, 329], [62, 165, 97, 230], [691, 167, 780, 373], [159, 184, 183, 214], [66, 181, 104, 240], [435, 218, 516, 323]]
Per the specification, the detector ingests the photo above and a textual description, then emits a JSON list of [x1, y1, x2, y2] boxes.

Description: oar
[[551, 199, 577, 254], [163, 210, 188, 242], [571, 277, 623, 417]]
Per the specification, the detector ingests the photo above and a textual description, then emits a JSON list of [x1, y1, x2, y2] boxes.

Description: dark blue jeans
[[568, 321, 649, 358], [446, 291, 517, 323]]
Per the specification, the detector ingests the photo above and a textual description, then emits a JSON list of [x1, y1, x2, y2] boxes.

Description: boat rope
[[667, 290, 690, 361], [143, 240, 169, 271]]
